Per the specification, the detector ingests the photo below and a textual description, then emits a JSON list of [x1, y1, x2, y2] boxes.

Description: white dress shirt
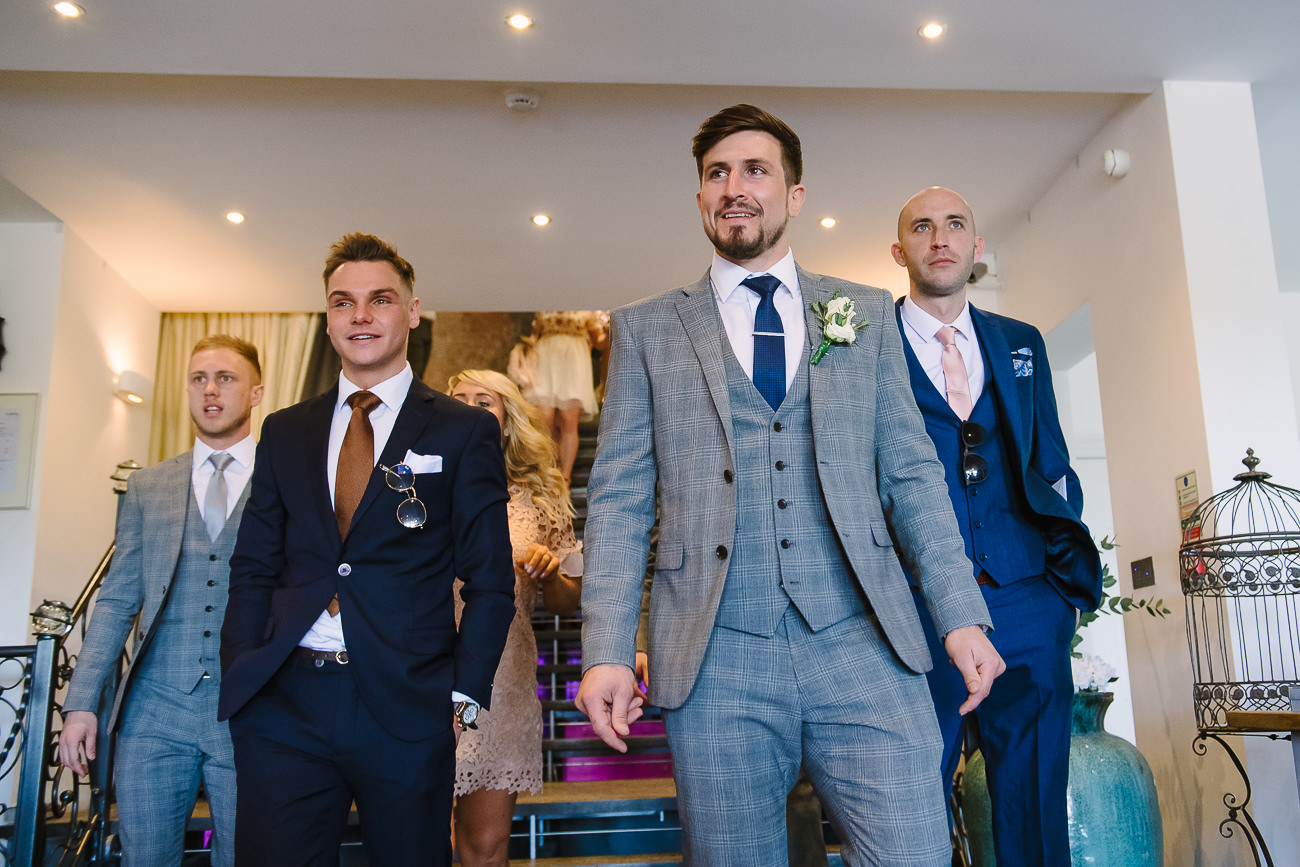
[[898, 295, 986, 406], [300, 364, 414, 652], [710, 250, 806, 389], [192, 434, 256, 522]]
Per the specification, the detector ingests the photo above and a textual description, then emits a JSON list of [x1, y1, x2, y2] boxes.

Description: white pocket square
[[403, 450, 443, 473]]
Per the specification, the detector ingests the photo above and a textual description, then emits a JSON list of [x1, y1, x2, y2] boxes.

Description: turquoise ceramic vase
[[960, 689, 1163, 866]]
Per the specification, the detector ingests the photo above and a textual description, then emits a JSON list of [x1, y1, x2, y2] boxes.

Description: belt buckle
[[334, 649, 349, 665]]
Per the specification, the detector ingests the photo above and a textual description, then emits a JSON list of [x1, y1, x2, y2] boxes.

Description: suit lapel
[[348, 379, 437, 533], [802, 269, 834, 433], [970, 305, 1031, 472], [304, 388, 343, 546], [156, 452, 192, 592], [675, 272, 735, 453]]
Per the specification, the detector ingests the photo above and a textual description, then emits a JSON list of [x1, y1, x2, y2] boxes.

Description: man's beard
[[707, 214, 788, 263]]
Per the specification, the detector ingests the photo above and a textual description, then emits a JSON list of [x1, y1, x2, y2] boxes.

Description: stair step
[[509, 856, 680, 866], [541, 735, 669, 756], [515, 777, 676, 816]]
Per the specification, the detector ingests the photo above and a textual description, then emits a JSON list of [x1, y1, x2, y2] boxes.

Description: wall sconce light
[[114, 370, 153, 406]]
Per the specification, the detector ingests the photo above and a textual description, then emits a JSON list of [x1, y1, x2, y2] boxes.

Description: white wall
[[0, 222, 64, 644], [996, 82, 1300, 864], [1164, 79, 1300, 862], [1254, 73, 1300, 296], [31, 228, 158, 617]]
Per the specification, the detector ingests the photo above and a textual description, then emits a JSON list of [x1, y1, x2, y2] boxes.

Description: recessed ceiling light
[[53, 2, 84, 18], [919, 22, 944, 39], [507, 14, 533, 30], [532, 214, 550, 227], [226, 212, 245, 225], [820, 217, 837, 229]]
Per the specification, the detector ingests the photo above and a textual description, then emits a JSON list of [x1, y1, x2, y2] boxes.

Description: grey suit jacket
[[64, 451, 240, 730], [581, 266, 990, 709]]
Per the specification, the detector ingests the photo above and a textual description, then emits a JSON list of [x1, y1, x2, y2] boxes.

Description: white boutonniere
[[808, 291, 868, 365]]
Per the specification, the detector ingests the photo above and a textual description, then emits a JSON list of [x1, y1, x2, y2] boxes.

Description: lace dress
[[453, 484, 578, 796]]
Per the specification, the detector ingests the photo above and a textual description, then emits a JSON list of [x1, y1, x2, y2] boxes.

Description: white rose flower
[[827, 296, 854, 318], [825, 321, 856, 343]]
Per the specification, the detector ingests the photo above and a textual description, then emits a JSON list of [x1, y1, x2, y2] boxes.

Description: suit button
[[773, 422, 782, 432], [716, 545, 728, 560], [207, 580, 216, 586], [775, 461, 785, 471], [205, 605, 213, 612], [723, 469, 734, 483], [209, 554, 217, 561], [203, 630, 212, 637], [338, 563, 352, 577], [979, 553, 989, 562], [778, 499, 788, 509], [781, 539, 792, 549]]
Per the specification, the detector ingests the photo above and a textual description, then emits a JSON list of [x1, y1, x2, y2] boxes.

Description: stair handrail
[[2, 459, 141, 866]]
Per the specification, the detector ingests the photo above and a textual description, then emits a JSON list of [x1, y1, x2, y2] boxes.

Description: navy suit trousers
[[229, 654, 455, 866], [914, 577, 1075, 866]]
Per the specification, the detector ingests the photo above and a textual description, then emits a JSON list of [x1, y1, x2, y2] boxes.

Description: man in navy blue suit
[[219, 232, 516, 866], [890, 187, 1102, 865]]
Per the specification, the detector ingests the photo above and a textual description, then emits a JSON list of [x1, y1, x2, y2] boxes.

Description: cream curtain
[[148, 313, 319, 464]]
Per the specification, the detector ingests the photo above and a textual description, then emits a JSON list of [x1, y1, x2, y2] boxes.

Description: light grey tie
[[204, 452, 233, 541]]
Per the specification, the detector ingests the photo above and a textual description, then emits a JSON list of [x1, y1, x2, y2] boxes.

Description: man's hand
[[58, 711, 99, 777], [944, 625, 1005, 715], [574, 664, 644, 753]]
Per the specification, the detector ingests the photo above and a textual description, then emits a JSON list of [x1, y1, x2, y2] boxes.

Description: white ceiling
[[1, 1, 1296, 311]]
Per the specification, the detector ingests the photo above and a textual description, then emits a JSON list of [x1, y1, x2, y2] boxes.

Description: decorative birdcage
[[1178, 449, 1300, 732]]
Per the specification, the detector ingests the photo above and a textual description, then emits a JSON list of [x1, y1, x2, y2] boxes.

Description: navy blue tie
[[742, 274, 785, 411]]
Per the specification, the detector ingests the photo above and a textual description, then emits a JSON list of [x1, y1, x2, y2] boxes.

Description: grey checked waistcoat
[[132, 485, 248, 693], [714, 337, 870, 637]]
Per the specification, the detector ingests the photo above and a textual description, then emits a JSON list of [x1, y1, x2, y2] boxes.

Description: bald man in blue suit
[[891, 187, 1103, 865]]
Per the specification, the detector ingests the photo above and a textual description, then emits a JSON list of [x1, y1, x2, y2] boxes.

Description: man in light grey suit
[[575, 105, 1005, 866], [59, 335, 264, 867]]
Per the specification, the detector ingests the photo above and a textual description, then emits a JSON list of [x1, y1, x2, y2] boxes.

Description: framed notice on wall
[[0, 393, 39, 509]]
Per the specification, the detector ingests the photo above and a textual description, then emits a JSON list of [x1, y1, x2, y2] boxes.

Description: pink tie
[[936, 325, 973, 420]]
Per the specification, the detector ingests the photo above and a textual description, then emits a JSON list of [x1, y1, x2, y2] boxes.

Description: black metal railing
[[1, 539, 122, 867]]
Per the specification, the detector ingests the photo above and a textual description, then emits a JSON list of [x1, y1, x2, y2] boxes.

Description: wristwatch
[[454, 700, 480, 731]]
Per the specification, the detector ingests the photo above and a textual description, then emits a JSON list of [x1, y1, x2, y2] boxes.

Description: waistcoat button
[[781, 539, 792, 549], [775, 461, 785, 471], [716, 545, 728, 560]]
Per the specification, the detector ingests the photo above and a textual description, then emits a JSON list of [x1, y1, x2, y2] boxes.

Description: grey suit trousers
[[114, 676, 236, 867], [662, 608, 950, 867]]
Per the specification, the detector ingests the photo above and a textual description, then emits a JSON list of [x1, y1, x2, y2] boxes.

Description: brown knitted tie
[[328, 390, 382, 616]]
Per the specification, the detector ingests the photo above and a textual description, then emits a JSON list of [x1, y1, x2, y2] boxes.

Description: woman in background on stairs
[[448, 369, 584, 866], [526, 310, 603, 483]]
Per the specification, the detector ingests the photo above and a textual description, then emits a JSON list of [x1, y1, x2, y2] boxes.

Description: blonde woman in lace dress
[[448, 369, 582, 867]]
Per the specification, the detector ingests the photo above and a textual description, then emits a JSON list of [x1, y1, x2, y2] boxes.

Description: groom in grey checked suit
[[576, 105, 1005, 866], [60, 335, 264, 866]]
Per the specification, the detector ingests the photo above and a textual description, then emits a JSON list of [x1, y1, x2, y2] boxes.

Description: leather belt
[[294, 646, 349, 667]]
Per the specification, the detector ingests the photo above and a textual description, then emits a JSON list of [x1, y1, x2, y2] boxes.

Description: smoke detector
[[505, 90, 540, 112]]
